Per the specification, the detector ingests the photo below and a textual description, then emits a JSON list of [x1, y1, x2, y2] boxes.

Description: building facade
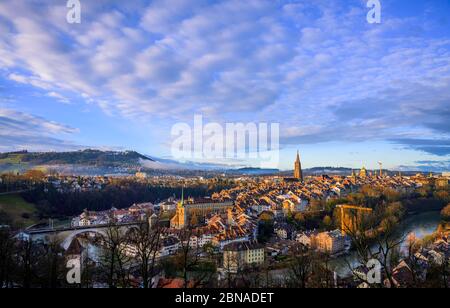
[[186, 199, 234, 215], [436, 178, 449, 188], [359, 167, 367, 178], [314, 230, 346, 255], [170, 191, 187, 229], [223, 241, 265, 273]]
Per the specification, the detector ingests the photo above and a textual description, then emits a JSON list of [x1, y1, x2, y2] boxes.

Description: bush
[[0, 210, 13, 225], [322, 215, 332, 229], [441, 204, 450, 222], [257, 220, 274, 243]]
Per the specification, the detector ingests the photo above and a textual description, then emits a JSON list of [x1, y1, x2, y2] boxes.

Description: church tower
[[294, 150, 303, 182], [359, 166, 367, 178], [170, 188, 187, 229]]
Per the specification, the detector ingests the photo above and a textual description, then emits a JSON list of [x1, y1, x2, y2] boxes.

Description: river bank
[[329, 210, 443, 277]]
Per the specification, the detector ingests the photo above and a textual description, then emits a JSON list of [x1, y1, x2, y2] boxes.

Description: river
[[330, 211, 442, 276], [76, 210, 443, 280]]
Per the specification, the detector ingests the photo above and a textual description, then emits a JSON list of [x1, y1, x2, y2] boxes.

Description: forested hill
[[0, 149, 154, 170]]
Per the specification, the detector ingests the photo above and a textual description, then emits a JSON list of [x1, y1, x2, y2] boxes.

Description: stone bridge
[[22, 222, 144, 250]]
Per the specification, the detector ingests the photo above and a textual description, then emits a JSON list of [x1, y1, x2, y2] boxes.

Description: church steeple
[[170, 187, 186, 229], [181, 187, 184, 206], [294, 150, 303, 182]]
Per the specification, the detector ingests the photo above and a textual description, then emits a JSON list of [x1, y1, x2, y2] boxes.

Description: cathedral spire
[[181, 187, 184, 206], [294, 150, 303, 182]]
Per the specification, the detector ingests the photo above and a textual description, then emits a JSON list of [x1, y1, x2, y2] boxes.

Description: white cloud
[[46, 92, 70, 104], [0, 108, 80, 152], [0, 0, 449, 157]]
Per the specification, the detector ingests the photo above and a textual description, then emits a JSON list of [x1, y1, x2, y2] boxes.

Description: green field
[[0, 194, 39, 227], [0, 154, 29, 173], [0, 153, 25, 164]]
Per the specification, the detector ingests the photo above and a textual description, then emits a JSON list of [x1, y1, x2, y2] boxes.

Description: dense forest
[[21, 180, 234, 219], [0, 149, 153, 167]]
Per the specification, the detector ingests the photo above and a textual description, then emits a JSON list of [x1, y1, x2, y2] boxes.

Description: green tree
[[441, 204, 450, 222], [322, 215, 332, 229], [258, 222, 273, 243], [259, 212, 274, 222], [434, 190, 449, 202]]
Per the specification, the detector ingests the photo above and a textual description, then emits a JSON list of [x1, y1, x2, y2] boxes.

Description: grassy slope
[[0, 194, 39, 227], [0, 154, 28, 173], [0, 153, 25, 164]]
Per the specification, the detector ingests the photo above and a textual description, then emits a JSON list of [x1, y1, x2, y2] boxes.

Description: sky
[[0, 0, 450, 171]]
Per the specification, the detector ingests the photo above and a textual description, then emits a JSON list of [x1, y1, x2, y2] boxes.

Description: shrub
[[441, 204, 450, 222]]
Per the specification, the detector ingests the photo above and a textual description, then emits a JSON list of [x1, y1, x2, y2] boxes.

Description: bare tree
[[344, 207, 405, 288], [222, 246, 239, 288], [0, 227, 15, 288], [238, 264, 263, 288], [38, 236, 65, 288], [14, 237, 44, 288], [81, 248, 96, 288], [16, 239, 32, 288], [403, 234, 423, 287], [286, 244, 313, 288], [98, 223, 133, 288], [261, 261, 273, 288], [311, 252, 334, 288], [438, 257, 449, 288], [128, 218, 162, 288], [175, 229, 216, 288]]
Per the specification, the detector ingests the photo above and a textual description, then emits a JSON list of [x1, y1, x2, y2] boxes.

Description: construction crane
[[336, 205, 373, 235], [378, 161, 383, 177]]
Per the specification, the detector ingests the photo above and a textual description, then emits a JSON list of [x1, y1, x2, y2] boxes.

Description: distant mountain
[[305, 167, 353, 175], [0, 150, 436, 176], [226, 167, 280, 175], [141, 156, 234, 171]]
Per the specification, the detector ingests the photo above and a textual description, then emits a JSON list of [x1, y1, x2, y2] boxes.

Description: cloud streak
[[0, 0, 449, 160], [0, 108, 80, 152]]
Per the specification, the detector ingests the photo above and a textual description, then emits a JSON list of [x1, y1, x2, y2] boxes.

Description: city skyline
[[1, 0, 450, 171], [1, 0, 450, 293]]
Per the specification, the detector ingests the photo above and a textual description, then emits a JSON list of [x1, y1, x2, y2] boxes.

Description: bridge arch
[[61, 229, 107, 250]]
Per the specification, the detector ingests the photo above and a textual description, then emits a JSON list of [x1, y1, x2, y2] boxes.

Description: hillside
[[0, 150, 424, 176], [0, 194, 39, 227], [0, 149, 153, 166], [227, 167, 280, 175], [0, 149, 155, 174]]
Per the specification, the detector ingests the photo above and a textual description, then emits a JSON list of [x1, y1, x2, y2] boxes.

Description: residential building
[[65, 238, 87, 271], [185, 198, 234, 215], [436, 177, 449, 188], [135, 172, 148, 179], [296, 230, 318, 247], [314, 230, 346, 255], [274, 223, 297, 240], [223, 241, 265, 273], [159, 237, 181, 257]]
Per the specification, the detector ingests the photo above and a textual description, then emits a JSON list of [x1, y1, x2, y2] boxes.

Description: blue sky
[[0, 0, 450, 171]]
